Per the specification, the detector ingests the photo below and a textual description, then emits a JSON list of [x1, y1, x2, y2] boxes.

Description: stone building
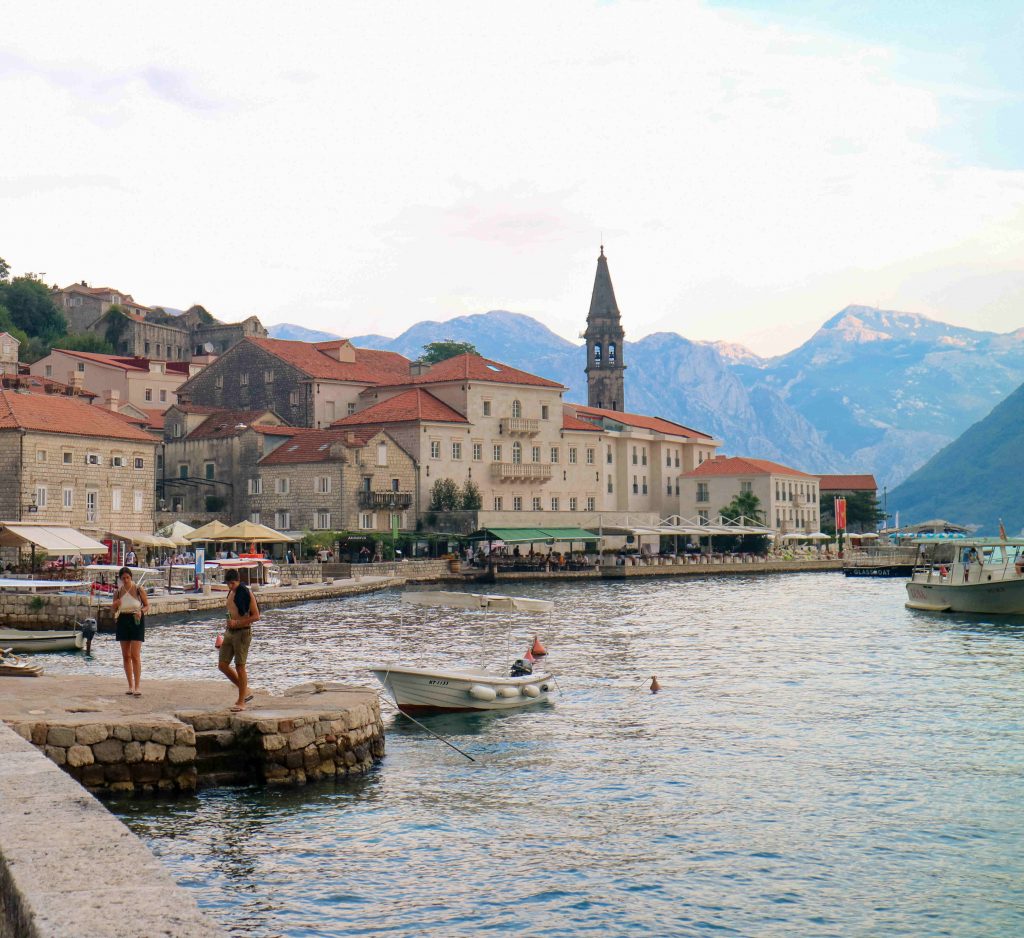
[[51, 282, 152, 334], [0, 389, 158, 538], [174, 337, 411, 428], [680, 455, 820, 533], [0, 332, 20, 377], [583, 247, 626, 412], [253, 427, 416, 533]]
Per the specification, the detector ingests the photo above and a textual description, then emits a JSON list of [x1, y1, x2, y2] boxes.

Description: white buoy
[[468, 684, 497, 702], [497, 686, 521, 698], [522, 684, 541, 698]]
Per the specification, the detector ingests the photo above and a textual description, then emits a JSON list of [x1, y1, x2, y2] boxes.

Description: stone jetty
[[0, 675, 384, 795]]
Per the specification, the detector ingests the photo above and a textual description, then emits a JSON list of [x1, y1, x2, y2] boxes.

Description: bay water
[[36, 573, 1024, 935]]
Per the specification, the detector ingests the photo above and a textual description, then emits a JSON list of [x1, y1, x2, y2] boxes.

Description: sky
[[2, 1, 1023, 356]]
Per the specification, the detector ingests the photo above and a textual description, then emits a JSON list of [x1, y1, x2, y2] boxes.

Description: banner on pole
[[834, 497, 847, 532]]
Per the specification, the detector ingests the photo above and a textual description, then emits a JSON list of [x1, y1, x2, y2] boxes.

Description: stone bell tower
[[583, 246, 626, 411]]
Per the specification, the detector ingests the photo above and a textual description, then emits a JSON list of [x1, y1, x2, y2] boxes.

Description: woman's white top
[[119, 589, 142, 612]]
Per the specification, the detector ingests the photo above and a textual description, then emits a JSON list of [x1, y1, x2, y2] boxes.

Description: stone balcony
[[499, 417, 540, 435], [357, 491, 414, 510], [490, 462, 553, 482]]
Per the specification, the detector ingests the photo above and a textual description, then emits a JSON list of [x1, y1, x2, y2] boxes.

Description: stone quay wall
[[0, 592, 95, 629]]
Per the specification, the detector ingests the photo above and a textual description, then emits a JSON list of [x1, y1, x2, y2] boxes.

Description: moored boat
[[0, 628, 85, 653], [905, 537, 1024, 614]]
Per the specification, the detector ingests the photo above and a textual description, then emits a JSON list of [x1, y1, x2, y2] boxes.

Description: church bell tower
[[584, 246, 626, 411]]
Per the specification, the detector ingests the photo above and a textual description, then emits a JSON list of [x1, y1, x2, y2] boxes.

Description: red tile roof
[[246, 337, 411, 383], [0, 374, 97, 399], [258, 428, 385, 465], [376, 353, 564, 390], [141, 409, 166, 430], [0, 390, 156, 442], [331, 388, 468, 426], [573, 405, 713, 440], [173, 402, 224, 415], [817, 474, 877, 491], [187, 410, 282, 440], [49, 349, 150, 372], [562, 407, 602, 432], [683, 456, 817, 479]]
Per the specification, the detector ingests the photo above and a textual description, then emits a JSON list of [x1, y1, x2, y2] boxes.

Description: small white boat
[[369, 591, 556, 715], [906, 537, 1024, 614], [0, 628, 85, 653]]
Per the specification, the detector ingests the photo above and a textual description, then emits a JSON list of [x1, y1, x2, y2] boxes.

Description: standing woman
[[112, 565, 149, 696]]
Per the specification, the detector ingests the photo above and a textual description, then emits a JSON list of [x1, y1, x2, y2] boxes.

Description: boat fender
[[522, 684, 541, 698], [468, 684, 497, 702], [497, 686, 521, 698], [540, 684, 550, 692]]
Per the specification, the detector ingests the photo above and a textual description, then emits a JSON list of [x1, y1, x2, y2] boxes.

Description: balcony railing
[[490, 462, 553, 482], [500, 417, 540, 435], [358, 491, 413, 510]]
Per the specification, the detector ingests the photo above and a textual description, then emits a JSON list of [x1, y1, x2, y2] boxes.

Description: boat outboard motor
[[510, 658, 533, 677], [79, 617, 97, 655]]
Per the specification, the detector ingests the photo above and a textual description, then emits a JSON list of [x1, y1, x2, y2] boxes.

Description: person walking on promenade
[[112, 566, 149, 697], [219, 569, 260, 711]]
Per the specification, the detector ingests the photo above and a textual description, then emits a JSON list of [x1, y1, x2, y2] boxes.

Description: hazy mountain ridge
[[268, 323, 342, 342]]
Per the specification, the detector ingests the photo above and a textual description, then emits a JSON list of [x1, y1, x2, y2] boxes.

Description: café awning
[[0, 523, 108, 555], [108, 530, 177, 549], [468, 527, 600, 544]]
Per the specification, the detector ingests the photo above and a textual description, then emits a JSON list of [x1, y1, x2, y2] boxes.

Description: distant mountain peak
[[702, 339, 763, 365]]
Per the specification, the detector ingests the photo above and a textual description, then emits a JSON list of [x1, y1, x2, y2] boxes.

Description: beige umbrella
[[186, 520, 231, 542], [157, 520, 196, 547], [214, 521, 294, 544]]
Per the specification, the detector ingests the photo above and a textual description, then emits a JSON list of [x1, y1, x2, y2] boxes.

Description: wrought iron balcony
[[358, 491, 413, 510], [490, 462, 553, 482], [500, 417, 540, 435]]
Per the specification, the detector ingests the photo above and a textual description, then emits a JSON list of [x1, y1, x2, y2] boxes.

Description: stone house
[[51, 282, 152, 334], [253, 427, 416, 533], [0, 332, 21, 376], [680, 455, 820, 533], [174, 337, 411, 429], [0, 389, 158, 538]]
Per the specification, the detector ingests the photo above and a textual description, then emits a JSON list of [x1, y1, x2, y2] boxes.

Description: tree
[[103, 306, 130, 352], [719, 490, 765, 525], [819, 490, 885, 534], [428, 477, 460, 511], [51, 333, 115, 354], [420, 339, 479, 365], [0, 257, 9, 282], [0, 276, 66, 339], [460, 480, 482, 510]]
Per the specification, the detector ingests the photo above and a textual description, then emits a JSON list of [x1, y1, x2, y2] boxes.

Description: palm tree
[[720, 490, 765, 525]]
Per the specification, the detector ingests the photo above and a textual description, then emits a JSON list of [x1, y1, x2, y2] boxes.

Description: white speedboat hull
[[369, 664, 553, 715], [906, 577, 1024, 615], [0, 629, 85, 653]]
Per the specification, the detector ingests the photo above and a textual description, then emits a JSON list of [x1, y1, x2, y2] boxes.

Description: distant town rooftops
[[46, 349, 193, 374], [186, 409, 283, 440], [572, 404, 714, 441], [258, 427, 386, 465], [817, 474, 878, 491], [0, 373, 97, 399], [561, 406, 603, 432], [332, 388, 469, 427], [683, 455, 817, 479], [246, 337, 411, 383], [0, 389, 156, 442]]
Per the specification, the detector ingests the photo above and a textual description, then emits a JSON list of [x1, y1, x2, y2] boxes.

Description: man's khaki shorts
[[219, 627, 252, 667]]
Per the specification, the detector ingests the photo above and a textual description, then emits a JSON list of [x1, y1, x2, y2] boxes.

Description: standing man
[[219, 569, 260, 711]]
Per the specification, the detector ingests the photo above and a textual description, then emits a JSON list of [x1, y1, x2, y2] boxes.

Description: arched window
[[608, 342, 616, 364], [593, 342, 602, 365], [511, 399, 522, 418], [511, 442, 522, 464]]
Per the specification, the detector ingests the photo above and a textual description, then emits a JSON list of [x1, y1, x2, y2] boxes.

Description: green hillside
[[889, 381, 1024, 535]]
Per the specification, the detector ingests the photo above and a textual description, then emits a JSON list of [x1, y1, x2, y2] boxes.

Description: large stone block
[[81, 764, 106, 787], [46, 725, 76, 748], [44, 745, 67, 765], [287, 725, 315, 750], [76, 724, 108, 745], [167, 745, 196, 764], [131, 761, 162, 783], [67, 744, 94, 767], [124, 741, 143, 763], [175, 726, 196, 745], [111, 725, 132, 741], [132, 724, 154, 741], [143, 741, 166, 762], [105, 763, 131, 782], [285, 750, 304, 769], [92, 738, 125, 764], [261, 734, 286, 751], [31, 723, 49, 746], [187, 713, 230, 732], [150, 725, 176, 745]]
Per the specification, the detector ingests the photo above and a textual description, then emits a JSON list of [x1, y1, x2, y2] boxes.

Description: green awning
[[536, 527, 601, 542], [469, 528, 554, 543]]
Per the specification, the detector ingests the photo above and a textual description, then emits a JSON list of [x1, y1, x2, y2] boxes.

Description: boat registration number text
[[427, 679, 449, 686]]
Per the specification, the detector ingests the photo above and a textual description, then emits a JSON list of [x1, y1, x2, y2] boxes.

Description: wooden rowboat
[[0, 628, 85, 653]]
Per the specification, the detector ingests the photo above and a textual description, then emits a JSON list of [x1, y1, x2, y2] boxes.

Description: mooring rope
[[379, 697, 476, 763]]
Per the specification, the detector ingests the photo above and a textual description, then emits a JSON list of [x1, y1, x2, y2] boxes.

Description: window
[[179, 463, 189, 479], [532, 445, 541, 463], [264, 369, 275, 383], [156, 453, 163, 470], [642, 477, 648, 495], [316, 476, 331, 494], [586, 448, 595, 465], [541, 404, 549, 420], [569, 496, 578, 511], [77, 362, 85, 373], [569, 447, 578, 464], [741, 480, 752, 494], [275, 477, 290, 495], [144, 388, 153, 402], [632, 446, 637, 465], [275, 511, 291, 529], [482, 400, 492, 416], [493, 496, 503, 511], [289, 389, 299, 406], [134, 490, 143, 513], [593, 343, 602, 365], [632, 476, 639, 494], [86, 490, 97, 522], [144, 342, 150, 355], [675, 452, 680, 468], [550, 497, 559, 511], [607, 477, 613, 493], [586, 496, 596, 511], [173, 423, 183, 438], [666, 452, 672, 467], [675, 481, 680, 496], [667, 482, 673, 495], [248, 477, 263, 495], [318, 511, 333, 530], [45, 364, 52, 377], [111, 455, 125, 467], [513, 496, 523, 511], [347, 403, 356, 416], [642, 447, 647, 466], [550, 447, 559, 463], [215, 375, 224, 390], [86, 453, 100, 465], [134, 457, 144, 469], [203, 462, 215, 481], [607, 446, 613, 464], [493, 444, 502, 462], [696, 482, 709, 502], [451, 441, 462, 461], [430, 440, 441, 459], [532, 497, 542, 511], [378, 442, 388, 466], [35, 485, 47, 509], [155, 344, 162, 358], [511, 400, 522, 418], [512, 442, 522, 464], [171, 495, 183, 513], [159, 389, 167, 403], [391, 478, 400, 491], [608, 342, 617, 364], [111, 488, 122, 512], [62, 487, 73, 509], [239, 373, 249, 386], [250, 512, 261, 524], [472, 442, 482, 461], [63, 452, 72, 465], [35, 449, 46, 462]]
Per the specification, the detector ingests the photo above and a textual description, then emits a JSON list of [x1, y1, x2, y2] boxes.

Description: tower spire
[[583, 246, 626, 411]]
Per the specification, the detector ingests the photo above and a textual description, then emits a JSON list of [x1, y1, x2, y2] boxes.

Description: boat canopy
[[402, 590, 554, 613], [0, 524, 108, 555]]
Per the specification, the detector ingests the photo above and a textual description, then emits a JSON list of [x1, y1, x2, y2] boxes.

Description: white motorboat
[[0, 628, 85, 653], [906, 537, 1024, 614], [369, 591, 556, 715]]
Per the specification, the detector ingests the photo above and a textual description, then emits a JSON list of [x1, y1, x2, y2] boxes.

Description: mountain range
[[269, 305, 1024, 491]]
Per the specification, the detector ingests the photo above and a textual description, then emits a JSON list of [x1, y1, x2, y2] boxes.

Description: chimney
[[67, 370, 84, 391], [409, 361, 430, 376], [102, 389, 121, 412], [321, 340, 356, 363]]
